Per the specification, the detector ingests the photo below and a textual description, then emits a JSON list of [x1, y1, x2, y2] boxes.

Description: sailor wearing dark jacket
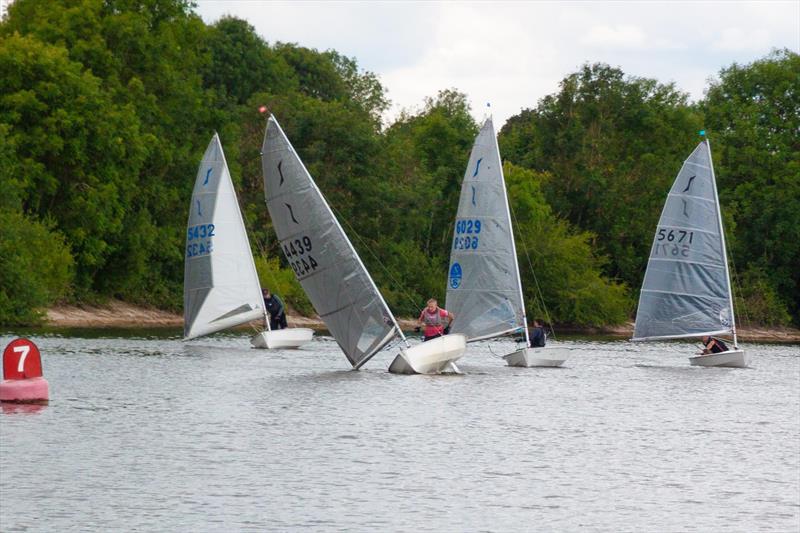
[[262, 288, 288, 330], [530, 319, 546, 348]]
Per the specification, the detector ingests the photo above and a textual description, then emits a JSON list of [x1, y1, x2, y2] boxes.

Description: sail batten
[[261, 116, 400, 368], [445, 118, 526, 342], [183, 134, 264, 340], [633, 140, 735, 341]]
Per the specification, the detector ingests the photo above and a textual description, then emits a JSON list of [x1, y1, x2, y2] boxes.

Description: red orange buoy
[[0, 338, 49, 404]]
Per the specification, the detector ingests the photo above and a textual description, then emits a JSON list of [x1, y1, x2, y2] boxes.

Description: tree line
[[1, 0, 797, 328]]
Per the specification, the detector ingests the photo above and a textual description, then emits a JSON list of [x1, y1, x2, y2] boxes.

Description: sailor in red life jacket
[[418, 298, 454, 342]]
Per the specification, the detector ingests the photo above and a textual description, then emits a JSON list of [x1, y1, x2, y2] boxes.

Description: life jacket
[[422, 308, 446, 327]]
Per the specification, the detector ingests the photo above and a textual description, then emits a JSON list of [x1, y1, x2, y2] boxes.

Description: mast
[[491, 119, 530, 346], [705, 137, 737, 347]]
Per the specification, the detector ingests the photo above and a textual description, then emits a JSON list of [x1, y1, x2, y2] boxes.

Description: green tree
[[0, 211, 74, 325], [500, 63, 702, 291], [505, 163, 631, 326], [0, 33, 146, 293], [702, 49, 800, 324]]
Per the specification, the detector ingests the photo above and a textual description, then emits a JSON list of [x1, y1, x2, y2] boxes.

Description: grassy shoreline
[[4, 301, 795, 343]]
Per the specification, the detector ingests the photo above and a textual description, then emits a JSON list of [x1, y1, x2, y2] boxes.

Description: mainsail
[[445, 118, 527, 342], [184, 134, 265, 340], [261, 116, 400, 368], [633, 140, 735, 341]]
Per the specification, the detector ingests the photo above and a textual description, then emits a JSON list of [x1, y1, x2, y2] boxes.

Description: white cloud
[[195, 0, 800, 127], [713, 27, 773, 51], [582, 25, 647, 48]]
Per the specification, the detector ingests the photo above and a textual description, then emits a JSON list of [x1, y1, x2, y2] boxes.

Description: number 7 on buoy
[[1, 338, 48, 404], [14, 345, 30, 373]]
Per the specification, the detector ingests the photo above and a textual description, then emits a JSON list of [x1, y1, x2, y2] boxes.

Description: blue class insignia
[[449, 262, 462, 289]]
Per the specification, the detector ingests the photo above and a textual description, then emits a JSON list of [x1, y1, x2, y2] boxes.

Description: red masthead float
[[1, 338, 49, 403]]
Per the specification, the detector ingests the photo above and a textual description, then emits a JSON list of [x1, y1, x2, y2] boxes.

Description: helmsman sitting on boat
[[418, 298, 454, 342], [262, 288, 287, 330], [699, 336, 729, 355], [530, 319, 546, 348]]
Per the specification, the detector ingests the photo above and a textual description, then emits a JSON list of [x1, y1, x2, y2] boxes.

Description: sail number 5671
[[657, 229, 693, 243]]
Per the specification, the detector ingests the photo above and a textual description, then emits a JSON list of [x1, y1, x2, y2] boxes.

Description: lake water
[[1, 330, 798, 532]]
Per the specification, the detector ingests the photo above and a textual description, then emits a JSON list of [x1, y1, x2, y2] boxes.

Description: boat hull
[[503, 347, 567, 367], [388, 334, 466, 374], [250, 328, 314, 349], [689, 349, 749, 368]]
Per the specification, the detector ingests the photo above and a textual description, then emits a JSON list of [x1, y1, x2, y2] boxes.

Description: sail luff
[[446, 118, 526, 342], [491, 120, 530, 346], [632, 140, 734, 341], [276, 124, 407, 350], [216, 132, 267, 323], [705, 138, 737, 347], [183, 133, 265, 340], [261, 116, 402, 367]]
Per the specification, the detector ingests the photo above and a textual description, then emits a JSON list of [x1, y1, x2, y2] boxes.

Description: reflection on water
[[1, 332, 798, 531]]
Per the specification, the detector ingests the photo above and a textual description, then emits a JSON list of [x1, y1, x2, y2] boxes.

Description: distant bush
[[254, 255, 314, 317], [505, 163, 632, 326], [0, 211, 74, 325], [734, 267, 792, 327]]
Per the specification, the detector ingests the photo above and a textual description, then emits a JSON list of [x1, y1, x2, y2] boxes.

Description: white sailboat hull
[[689, 349, 749, 368], [503, 347, 567, 367], [388, 334, 466, 374], [250, 328, 314, 349]]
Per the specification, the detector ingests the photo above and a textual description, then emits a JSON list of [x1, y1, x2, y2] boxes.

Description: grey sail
[[261, 116, 398, 368], [633, 140, 734, 341], [445, 118, 525, 342], [184, 134, 265, 340]]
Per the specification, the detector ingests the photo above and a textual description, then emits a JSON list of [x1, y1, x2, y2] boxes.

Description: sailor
[[262, 288, 288, 330], [418, 298, 454, 342], [530, 319, 546, 348], [700, 335, 729, 354]]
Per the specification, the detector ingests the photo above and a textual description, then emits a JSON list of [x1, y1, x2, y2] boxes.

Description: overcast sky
[[195, 1, 800, 127]]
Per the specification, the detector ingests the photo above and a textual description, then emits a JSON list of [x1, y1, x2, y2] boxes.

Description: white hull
[[250, 328, 314, 349], [388, 334, 466, 375], [689, 349, 749, 368], [503, 346, 567, 367]]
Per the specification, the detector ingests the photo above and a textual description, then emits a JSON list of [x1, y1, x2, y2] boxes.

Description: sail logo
[[719, 308, 732, 328], [473, 158, 483, 177], [203, 167, 212, 186], [471, 185, 477, 206], [278, 160, 285, 186], [449, 262, 462, 289], [286, 203, 299, 224]]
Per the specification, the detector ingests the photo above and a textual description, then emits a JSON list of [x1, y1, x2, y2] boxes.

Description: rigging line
[[326, 196, 422, 313], [508, 197, 557, 340], [486, 342, 506, 359], [726, 247, 750, 338]]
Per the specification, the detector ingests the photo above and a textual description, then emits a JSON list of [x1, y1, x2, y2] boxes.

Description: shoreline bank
[[13, 301, 798, 343]]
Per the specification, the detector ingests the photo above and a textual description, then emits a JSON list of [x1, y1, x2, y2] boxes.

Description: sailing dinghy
[[632, 136, 748, 368], [183, 133, 313, 348], [446, 118, 567, 367], [261, 116, 466, 373]]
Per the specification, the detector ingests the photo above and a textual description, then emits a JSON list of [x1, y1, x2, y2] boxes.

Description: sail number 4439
[[283, 236, 319, 278]]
